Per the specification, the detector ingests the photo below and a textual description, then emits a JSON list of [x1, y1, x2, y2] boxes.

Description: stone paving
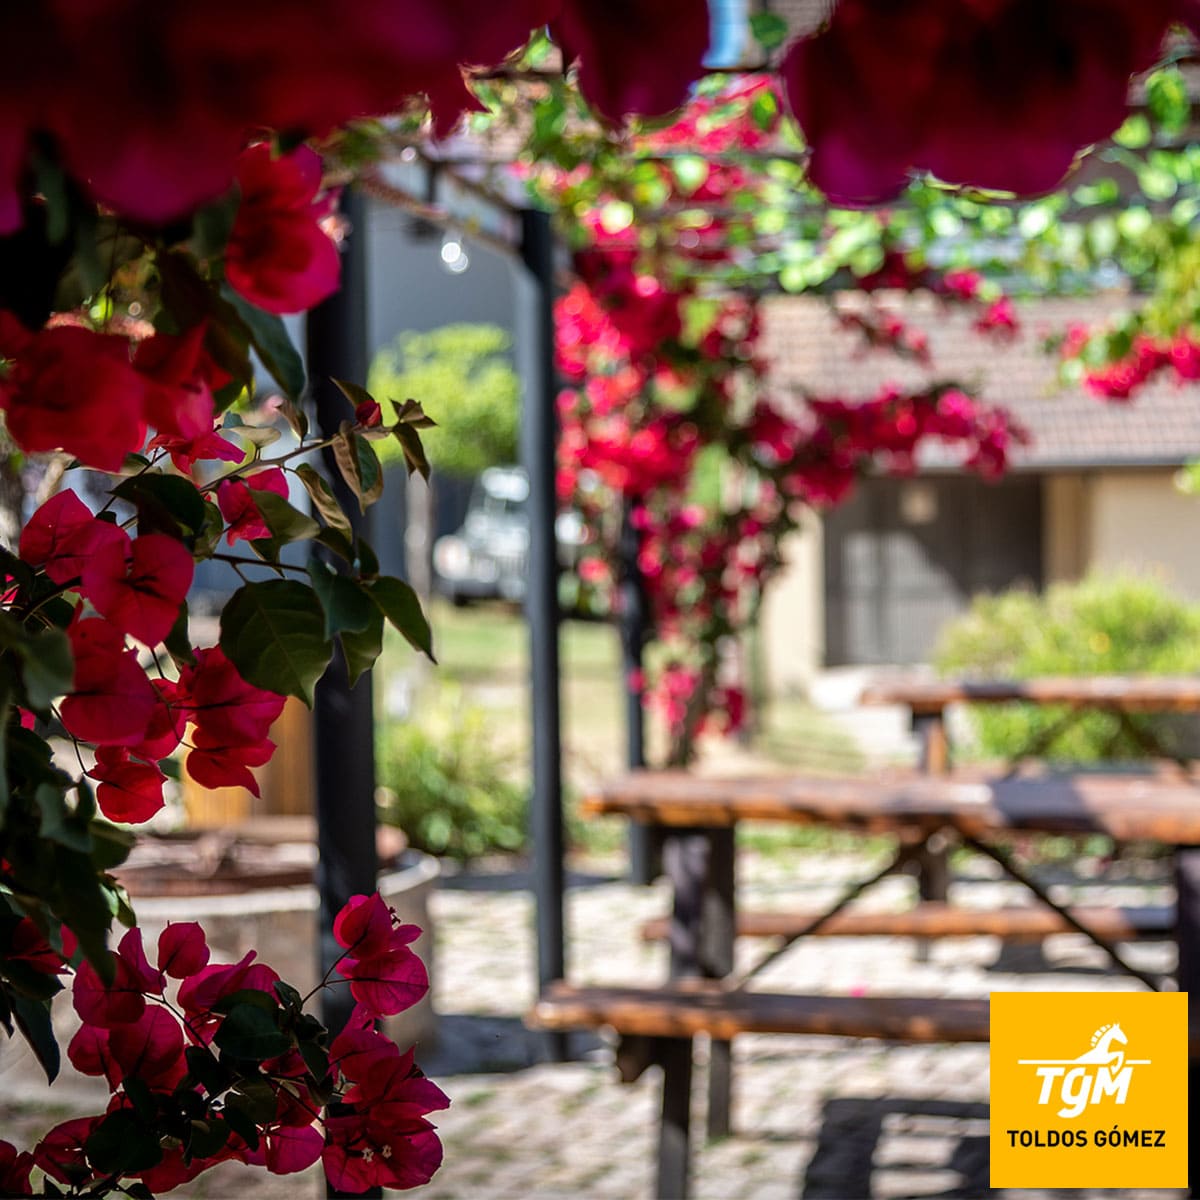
[[0, 846, 1186, 1198]]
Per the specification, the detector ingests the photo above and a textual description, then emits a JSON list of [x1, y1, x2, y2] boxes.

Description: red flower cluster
[[0, 314, 227, 472], [11, 897, 440, 1194], [782, 0, 1189, 204], [225, 145, 341, 314], [1062, 326, 1200, 400]]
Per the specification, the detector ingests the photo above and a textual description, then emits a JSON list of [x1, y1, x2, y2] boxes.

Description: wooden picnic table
[[532, 676, 1200, 1197]]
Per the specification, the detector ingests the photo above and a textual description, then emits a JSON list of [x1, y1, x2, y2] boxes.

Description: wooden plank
[[582, 769, 1200, 843], [530, 981, 992, 1043], [639, 904, 1174, 944], [862, 675, 1200, 715]]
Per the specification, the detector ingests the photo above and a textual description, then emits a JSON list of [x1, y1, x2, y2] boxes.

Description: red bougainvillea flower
[[177, 949, 280, 1042], [216, 467, 289, 545], [782, 0, 1186, 204], [129, 679, 187, 763], [552, 0, 710, 123], [87, 746, 167, 824], [5, 918, 72, 975], [179, 645, 286, 746], [18, 490, 130, 587], [333, 894, 429, 1017], [68, 1006, 186, 1094], [324, 1039, 449, 1193], [59, 619, 160, 747], [81, 533, 194, 648], [225, 144, 340, 314], [133, 324, 226, 442], [148, 425, 246, 475], [186, 732, 275, 797], [158, 922, 210, 978], [0, 314, 148, 471], [0, 1139, 35, 1197], [32, 1117, 102, 1189], [72, 930, 164, 1029], [356, 398, 383, 427]]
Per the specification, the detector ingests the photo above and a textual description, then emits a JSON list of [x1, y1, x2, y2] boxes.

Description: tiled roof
[[762, 293, 1200, 470]]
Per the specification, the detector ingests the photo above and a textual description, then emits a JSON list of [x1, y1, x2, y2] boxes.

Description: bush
[[934, 574, 1200, 761], [377, 690, 527, 860]]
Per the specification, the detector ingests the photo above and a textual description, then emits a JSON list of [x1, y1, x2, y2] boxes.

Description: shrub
[[376, 689, 528, 860], [934, 574, 1200, 761]]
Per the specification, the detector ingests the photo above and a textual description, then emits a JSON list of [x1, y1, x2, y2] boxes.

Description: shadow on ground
[[419, 1012, 604, 1076]]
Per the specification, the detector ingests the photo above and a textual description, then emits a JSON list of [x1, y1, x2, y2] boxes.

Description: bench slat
[[639, 903, 1173, 944], [530, 981, 991, 1043], [583, 769, 1200, 843]]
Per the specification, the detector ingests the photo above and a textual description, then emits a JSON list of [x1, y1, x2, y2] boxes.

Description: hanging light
[[439, 229, 470, 274]]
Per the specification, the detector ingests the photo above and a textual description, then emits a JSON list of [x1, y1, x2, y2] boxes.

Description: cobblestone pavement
[[0, 848, 1186, 1198]]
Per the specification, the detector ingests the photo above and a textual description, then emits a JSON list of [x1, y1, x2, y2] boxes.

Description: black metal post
[[519, 208, 567, 1060], [1174, 847, 1200, 1196], [306, 187, 381, 1199], [619, 500, 661, 884]]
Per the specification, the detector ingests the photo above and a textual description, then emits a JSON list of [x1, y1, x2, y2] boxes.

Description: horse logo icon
[[1018, 1022, 1150, 1118]]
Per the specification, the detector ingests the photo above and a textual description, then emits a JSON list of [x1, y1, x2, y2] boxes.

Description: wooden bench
[[528, 982, 991, 1198], [639, 902, 1174, 945]]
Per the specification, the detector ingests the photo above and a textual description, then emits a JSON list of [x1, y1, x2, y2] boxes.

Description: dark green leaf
[[307, 561, 375, 640], [332, 378, 375, 412], [223, 288, 306, 400], [296, 464, 352, 535], [12, 993, 59, 1082], [228, 1075, 277, 1122], [214, 1003, 292, 1062], [184, 1045, 231, 1099], [391, 421, 431, 482], [123, 1076, 157, 1122], [114, 474, 207, 538], [187, 1116, 231, 1160], [220, 1096, 261, 1151], [89, 820, 135, 871], [356, 539, 380, 580], [35, 784, 92, 854], [55, 845, 115, 974], [367, 576, 435, 661], [298, 1039, 330, 1084], [247, 489, 321, 562], [315, 527, 355, 564], [273, 980, 303, 1013], [220, 580, 333, 706], [165, 601, 196, 669], [86, 1109, 163, 1175], [332, 424, 384, 512], [18, 627, 72, 712], [341, 609, 384, 688]]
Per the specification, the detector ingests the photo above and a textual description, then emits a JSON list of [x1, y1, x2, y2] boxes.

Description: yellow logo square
[[990, 991, 1188, 1188]]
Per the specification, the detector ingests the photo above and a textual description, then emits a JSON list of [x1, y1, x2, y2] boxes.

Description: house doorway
[[822, 474, 1043, 666]]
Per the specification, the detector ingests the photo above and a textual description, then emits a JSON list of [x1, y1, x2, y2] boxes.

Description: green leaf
[[35, 784, 92, 853], [18, 628, 72, 712], [184, 1045, 232, 1099], [366, 576, 435, 661], [296, 464, 353, 535], [222, 288, 306, 400], [165, 601, 196, 669], [332, 424, 385, 512], [114, 473, 207, 538], [307, 561, 376, 640], [55, 846, 116, 974], [220, 580, 333, 705], [214, 1003, 291, 1062], [315, 526, 356, 564], [248, 488, 321, 552], [12, 993, 60, 1083], [86, 1109, 163, 1175], [341, 609, 384, 688], [749, 10, 789, 51]]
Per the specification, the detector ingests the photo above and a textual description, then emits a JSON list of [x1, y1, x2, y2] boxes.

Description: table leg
[[914, 714, 949, 964], [657, 1036, 694, 1200], [1173, 847, 1200, 1196], [663, 827, 737, 1141], [704, 829, 735, 1140]]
